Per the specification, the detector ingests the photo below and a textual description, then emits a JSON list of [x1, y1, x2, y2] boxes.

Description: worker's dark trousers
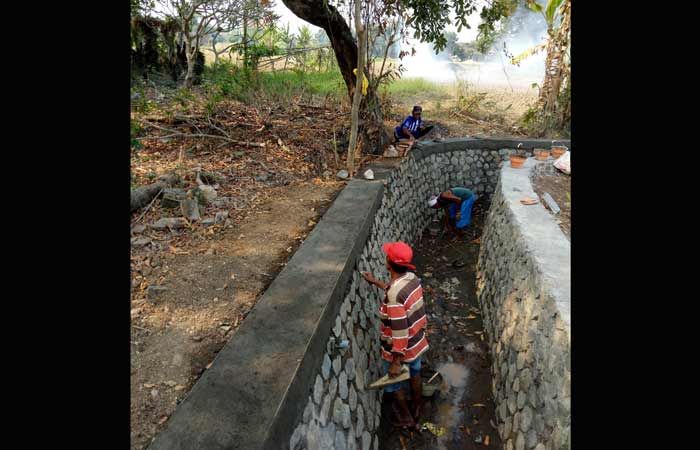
[[394, 125, 435, 142]]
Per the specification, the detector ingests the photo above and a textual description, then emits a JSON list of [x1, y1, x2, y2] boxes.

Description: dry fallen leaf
[[157, 416, 168, 425], [484, 435, 490, 446], [472, 403, 486, 407]]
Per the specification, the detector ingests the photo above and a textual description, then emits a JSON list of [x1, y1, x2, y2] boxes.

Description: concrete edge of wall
[[413, 138, 571, 161], [148, 179, 385, 450], [476, 156, 571, 449], [501, 158, 570, 329]]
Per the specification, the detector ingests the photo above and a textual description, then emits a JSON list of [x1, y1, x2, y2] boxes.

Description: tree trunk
[[347, 0, 365, 175], [131, 172, 181, 213], [536, 0, 570, 136], [212, 31, 220, 65], [184, 48, 196, 88], [183, 27, 197, 88], [242, 10, 249, 68], [282, 1, 357, 95], [281, 0, 390, 154]]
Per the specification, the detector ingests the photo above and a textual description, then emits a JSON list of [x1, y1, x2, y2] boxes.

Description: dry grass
[[386, 79, 538, 137]]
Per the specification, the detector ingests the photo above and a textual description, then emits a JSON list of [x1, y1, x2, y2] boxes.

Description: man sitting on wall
[[361, 241, 428, 430], [394, 105, 434, 143], [428, 187, 476, 236]]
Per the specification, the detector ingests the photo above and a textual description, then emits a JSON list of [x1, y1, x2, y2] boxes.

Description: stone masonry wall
[[476, 158, 571, 450], [148, 138, 570, 450], [289, 145, 511, 450]]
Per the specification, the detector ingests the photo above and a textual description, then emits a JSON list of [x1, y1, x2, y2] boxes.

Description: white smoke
[[399, 4, 549, 90], [398, 40, 457, 83]]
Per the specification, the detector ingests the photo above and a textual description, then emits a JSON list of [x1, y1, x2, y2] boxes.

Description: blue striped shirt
[[395, 116, 422, 138]]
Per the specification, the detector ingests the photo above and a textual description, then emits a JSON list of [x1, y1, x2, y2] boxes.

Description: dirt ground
[[130, 85, 361, 449], [377, 201, 502, 450], [130, 80, 537, 449], [389, 84, 538, 139], [130, 180, 342, 449], [531, 169, 571, 239]]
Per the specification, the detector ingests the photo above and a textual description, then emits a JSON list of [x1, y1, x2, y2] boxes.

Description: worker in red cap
[[361, 241, 428, 430]]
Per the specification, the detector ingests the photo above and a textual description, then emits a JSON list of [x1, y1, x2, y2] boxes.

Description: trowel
[[367, 365, 410, 389]]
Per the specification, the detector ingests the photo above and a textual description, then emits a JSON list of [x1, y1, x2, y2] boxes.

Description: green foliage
[[291, 25, 315, 70], [454, 79, 488, 112], [402, 0, 479, 52], [537, 0, 565, 27], [258, 70, 345, 98], [203, 85, 224, 116], [315, 29, 329, 46], [475, 0, 517, 53], [131, 79, 158, 113], [476, 0, 564, 55], [369, 25, 401, 58], [444, 31, 459, 56], [203, 60, 259, 101], [527, 0, 544, 14], [172, 87, 196, 111], [131, 119, 144, 152], [380, 78, 446, 98]]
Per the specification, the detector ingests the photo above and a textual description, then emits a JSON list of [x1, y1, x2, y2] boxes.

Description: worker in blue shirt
[[428, 187, 476, 236], [394, 105, 434, 142]]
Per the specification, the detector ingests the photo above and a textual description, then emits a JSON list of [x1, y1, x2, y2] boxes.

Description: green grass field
[[257, 70, 346, 97]]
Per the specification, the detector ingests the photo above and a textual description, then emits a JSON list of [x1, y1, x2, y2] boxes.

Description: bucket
[[534, 148, 550, 161], [551, 145, 568, 158], [510, 155, 527, 168]]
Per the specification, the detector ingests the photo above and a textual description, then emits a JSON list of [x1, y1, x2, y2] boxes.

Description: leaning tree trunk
[[281, 0, 390, 154]]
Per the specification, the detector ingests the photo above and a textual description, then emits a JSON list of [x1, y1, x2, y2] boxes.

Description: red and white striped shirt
[[379, 272, 429, 362]]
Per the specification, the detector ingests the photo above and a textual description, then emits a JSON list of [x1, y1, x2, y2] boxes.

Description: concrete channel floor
[[377, 200, 501, 450]]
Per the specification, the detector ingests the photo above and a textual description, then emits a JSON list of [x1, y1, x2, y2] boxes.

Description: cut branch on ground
[[131, 172, 181, 212]]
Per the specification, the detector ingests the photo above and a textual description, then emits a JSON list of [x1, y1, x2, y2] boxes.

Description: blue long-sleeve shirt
[[395, 116, 422, 138]]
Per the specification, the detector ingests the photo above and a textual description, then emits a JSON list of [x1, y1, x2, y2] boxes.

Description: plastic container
[[510, 155, 527, 168]]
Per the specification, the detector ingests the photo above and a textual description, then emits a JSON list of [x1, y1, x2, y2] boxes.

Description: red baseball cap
[[382, 241, 416, 270]]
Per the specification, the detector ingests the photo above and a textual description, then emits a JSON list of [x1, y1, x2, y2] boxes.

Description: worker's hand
[[361, 271, 377, 285], [388, 359, 402, 378]]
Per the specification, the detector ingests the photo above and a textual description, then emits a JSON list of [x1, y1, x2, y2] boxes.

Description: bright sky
[[272, 2, 321, 34], [272, 0, 481, 43]]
